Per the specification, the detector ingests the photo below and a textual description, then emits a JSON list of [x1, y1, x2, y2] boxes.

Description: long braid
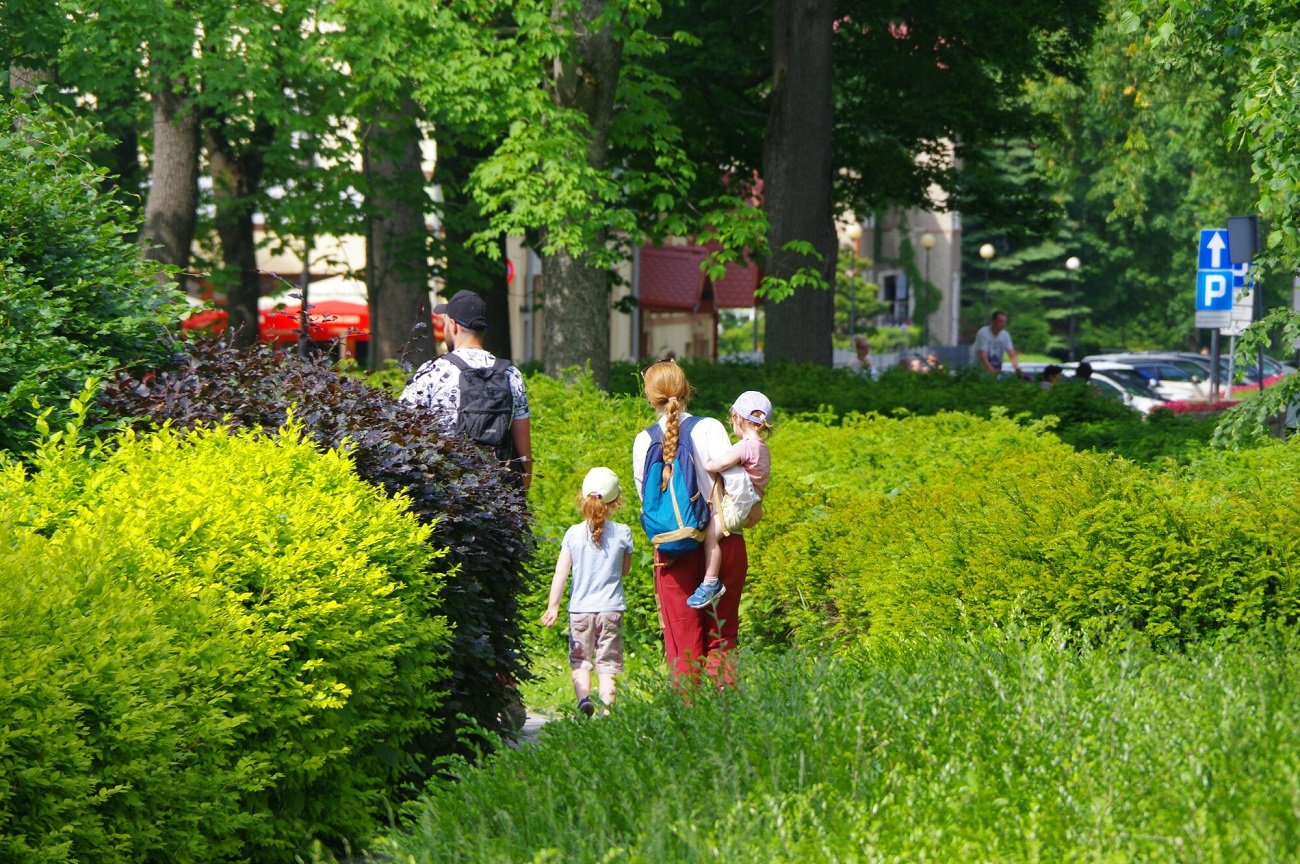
[[660, 397, 681, 491]]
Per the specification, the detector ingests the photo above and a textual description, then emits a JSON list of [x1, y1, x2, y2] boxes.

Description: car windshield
[[1097, 368, 1159, 394]]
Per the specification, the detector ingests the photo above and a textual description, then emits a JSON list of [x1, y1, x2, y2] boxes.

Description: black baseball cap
[[433, 290, 489, 331]]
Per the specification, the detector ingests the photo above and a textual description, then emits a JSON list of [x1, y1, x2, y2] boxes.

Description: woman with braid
[[631, 361, 750, 683]]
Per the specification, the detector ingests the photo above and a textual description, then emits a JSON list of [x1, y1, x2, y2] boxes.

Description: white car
[[1081, 354, 1212, 402], [1066, 362, 1167, 415]]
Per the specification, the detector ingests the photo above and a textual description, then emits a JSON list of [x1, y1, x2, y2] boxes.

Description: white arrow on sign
[[1206, 231, 1227, 268]]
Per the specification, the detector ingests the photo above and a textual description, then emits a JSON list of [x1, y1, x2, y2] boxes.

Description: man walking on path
[[401, 289, 533, 490], [974, 310, 1021, 377]]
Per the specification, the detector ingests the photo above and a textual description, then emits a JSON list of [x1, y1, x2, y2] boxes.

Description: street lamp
[[1065, 255, 1081, 361], [979, 242, 996, 315], [846, 222, 864, 340], [919, 232, 935, 348]]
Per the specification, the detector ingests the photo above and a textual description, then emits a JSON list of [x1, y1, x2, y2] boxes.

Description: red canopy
[[182, 300, 370, 343]]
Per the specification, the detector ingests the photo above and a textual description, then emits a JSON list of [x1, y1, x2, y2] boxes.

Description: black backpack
[[442, 353, 520, 473]]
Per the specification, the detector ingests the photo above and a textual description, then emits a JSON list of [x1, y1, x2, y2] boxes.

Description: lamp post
[[1065, 255, 1081, 361], [846, 222, 864, 340], [979, 242, 996, 316], [920, 232, 935, 347]]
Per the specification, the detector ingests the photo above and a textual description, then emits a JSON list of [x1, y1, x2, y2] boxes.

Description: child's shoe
[[577, 696, 595, 717], [686, 580, 725, 609]]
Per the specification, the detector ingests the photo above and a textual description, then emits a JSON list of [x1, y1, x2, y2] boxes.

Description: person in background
[[1074, 360, 1093, 383], [1040, 364, 1063, 388], [851, 335, 873, 377], [974, 310, 1021, 376], [541, 467, 633, 717]]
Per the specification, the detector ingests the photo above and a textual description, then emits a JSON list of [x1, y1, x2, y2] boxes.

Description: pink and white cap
[[732, 390, 773, 425]]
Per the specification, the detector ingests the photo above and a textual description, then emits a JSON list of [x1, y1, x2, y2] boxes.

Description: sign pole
[[1209, 328, 1221, 401]]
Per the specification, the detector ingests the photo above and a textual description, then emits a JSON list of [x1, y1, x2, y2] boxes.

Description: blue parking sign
[[1197, 269, 1233, 311]]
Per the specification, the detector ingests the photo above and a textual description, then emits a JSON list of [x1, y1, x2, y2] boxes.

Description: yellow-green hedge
[[0, 418, 451, 863]]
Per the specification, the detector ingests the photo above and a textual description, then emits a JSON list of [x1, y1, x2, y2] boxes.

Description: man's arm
[[977, 349, 997, 375], [1008, 346, 1021, 374], [510, 418, 532, 491]]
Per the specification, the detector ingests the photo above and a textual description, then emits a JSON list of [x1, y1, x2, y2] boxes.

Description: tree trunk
[[140, 78, 200, 288], [206, 119, 271, 347], [8, 66, 54, 96], [365, 102, 434, 370], [541, 0, 622, 388], [762, 0, 836, 366]]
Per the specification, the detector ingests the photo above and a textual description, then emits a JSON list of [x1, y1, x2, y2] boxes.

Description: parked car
[[1081, 352, 1213, 402], [1066, 361, 1167, 415]]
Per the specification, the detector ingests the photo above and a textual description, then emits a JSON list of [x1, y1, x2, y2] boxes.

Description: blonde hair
[[731, 410, 773, 439], [578, 491, 620, 547], [642, 361, 691, 491]]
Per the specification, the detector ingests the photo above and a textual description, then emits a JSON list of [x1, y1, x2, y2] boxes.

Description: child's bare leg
[[597, 672, 617, 709], [703, 514, 723, 582], [571, 667, 592, 703]]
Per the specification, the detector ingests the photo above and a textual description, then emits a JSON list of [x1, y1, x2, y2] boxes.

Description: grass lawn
[[379, 626, 1300, 863]]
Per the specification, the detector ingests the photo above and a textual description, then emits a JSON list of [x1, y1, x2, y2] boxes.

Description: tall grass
[[378, 626, 1300, 862]]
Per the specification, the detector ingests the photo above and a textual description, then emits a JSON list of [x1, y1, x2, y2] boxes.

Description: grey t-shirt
[[562, 520, 632, 613], [974, 325, 1015, 371]]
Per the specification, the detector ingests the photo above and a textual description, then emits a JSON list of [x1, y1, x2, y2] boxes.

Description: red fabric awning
[[181, 300, 371, 343]]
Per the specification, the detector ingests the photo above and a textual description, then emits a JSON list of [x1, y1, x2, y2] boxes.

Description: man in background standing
[[974, 310, 1021, 377]]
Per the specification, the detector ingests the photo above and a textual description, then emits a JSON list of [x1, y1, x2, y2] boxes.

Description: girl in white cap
[[689, 390, 773, 609], [541, 467, 633, 716]]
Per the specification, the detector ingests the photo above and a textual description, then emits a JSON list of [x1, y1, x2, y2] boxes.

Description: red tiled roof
[[713, 256, 762, 308], [638, 244, 761, 311], [639, 245, 709, 311]]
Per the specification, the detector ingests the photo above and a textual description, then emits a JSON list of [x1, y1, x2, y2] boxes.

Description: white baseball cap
[[732, 390, 773, 426], [581, 467, 621, 502]]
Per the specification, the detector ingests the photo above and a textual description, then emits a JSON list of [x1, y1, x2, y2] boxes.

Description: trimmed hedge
[[0, 415, 450, 863], [99, 339, 536, 750], [745, 411, 1300, 649], [606, 358, 1217, 465], [510, 371, 1293, 656]]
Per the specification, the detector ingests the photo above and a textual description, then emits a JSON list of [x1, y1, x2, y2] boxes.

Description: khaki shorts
[[568, 611, 624, 674]]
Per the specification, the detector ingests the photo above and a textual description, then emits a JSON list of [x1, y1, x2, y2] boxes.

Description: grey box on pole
[[1226, 215, 1259, 264]]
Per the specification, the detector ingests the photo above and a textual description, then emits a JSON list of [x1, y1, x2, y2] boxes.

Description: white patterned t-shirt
[[399, 348, 530, 434]]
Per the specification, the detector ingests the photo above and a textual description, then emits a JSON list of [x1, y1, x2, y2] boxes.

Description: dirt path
[[506, 710, 553, 748]]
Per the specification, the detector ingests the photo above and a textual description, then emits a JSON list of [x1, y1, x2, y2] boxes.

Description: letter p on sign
[[1197, 270, 1233, 311]]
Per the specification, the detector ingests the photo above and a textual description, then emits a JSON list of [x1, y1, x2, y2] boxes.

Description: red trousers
[[654, 533, 748, 682]]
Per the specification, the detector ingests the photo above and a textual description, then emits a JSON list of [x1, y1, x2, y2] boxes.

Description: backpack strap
[[441, 352, 469, 372]]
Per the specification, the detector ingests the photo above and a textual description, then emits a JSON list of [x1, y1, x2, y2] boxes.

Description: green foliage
[[99, 339, 536, 751], [0, 408, 450, 863], [512, 365, 1223, 666], [747, 411, 1300, 651], [605, 359, 1212, 465], [0, 96, 184, 455], [380, 628, 1300, 861]]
